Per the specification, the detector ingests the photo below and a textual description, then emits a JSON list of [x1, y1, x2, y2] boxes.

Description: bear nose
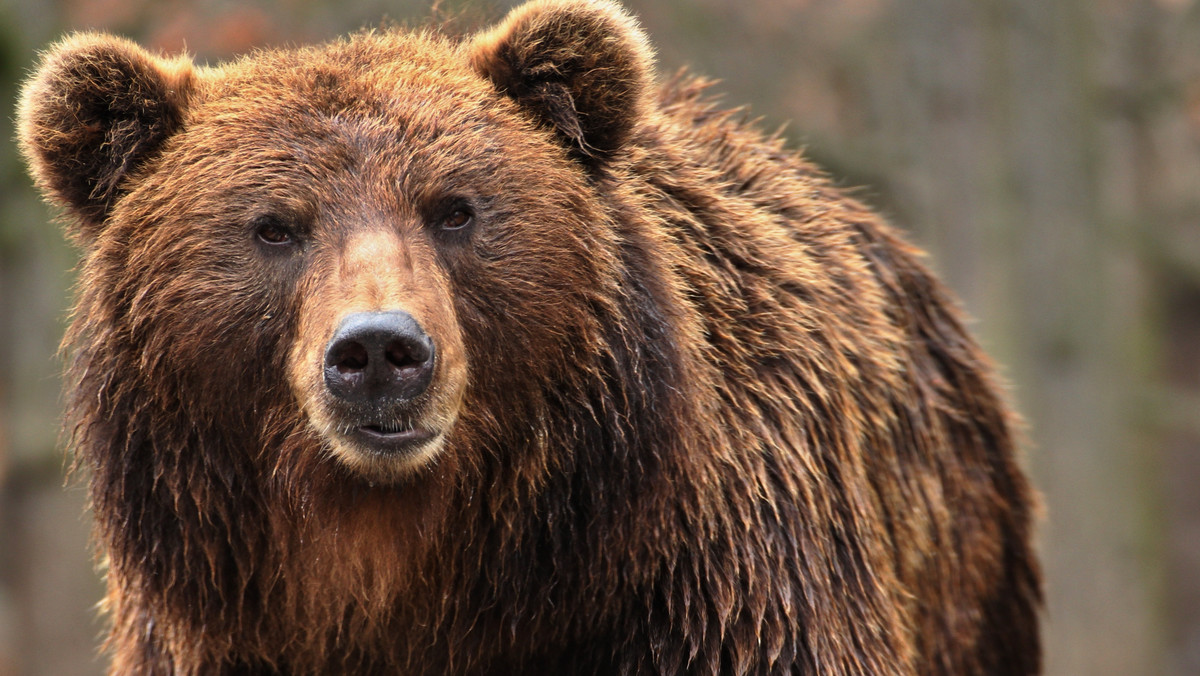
[[323, 311, 435, 405]]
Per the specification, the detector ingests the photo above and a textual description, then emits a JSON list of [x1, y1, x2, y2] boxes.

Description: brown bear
[[17, 1, 1041, 674]]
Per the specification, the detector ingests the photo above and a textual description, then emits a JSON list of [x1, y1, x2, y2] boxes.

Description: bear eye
[[440, 206, 474, 232], [254, 216, 298, 247]]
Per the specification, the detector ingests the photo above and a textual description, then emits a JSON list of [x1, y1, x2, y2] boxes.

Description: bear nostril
[[332, 341, 370, 373], [385, 339, 428, 371]]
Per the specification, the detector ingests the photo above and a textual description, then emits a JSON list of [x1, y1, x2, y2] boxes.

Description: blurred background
[[0, 0, 1197, 674]]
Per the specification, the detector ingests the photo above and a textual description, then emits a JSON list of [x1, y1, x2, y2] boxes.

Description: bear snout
[[323, 310, 436, 406]]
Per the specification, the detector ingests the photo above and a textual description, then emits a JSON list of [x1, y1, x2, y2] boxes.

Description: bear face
[[21, 1, 654, 485]]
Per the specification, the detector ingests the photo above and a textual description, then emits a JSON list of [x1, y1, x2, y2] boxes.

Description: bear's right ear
[[17, 33, 193, 241]]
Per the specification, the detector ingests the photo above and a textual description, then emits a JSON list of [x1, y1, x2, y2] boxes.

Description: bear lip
[[351, 424, 436, 455]]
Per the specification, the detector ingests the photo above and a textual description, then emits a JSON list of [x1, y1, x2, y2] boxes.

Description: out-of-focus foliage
[[1, 1, 1197, 674]]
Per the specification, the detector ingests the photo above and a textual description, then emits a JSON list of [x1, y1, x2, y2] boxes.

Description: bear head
[[19, 0, 657, 486]]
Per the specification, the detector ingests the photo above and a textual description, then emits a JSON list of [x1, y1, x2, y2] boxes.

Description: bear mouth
[[315, 397, 457, 477], [350, 423, 436, 454]]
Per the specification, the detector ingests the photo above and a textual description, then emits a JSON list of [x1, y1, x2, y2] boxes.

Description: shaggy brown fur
[[18, 1, 1040, 674]]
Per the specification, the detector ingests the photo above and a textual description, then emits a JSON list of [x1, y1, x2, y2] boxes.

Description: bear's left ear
[[469, 0, 654, 163], [17, 33, 194, 242]]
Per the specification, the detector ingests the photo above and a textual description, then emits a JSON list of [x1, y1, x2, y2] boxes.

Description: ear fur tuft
[[469, 0, 655, 163], [17, 33, 193, 240]]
